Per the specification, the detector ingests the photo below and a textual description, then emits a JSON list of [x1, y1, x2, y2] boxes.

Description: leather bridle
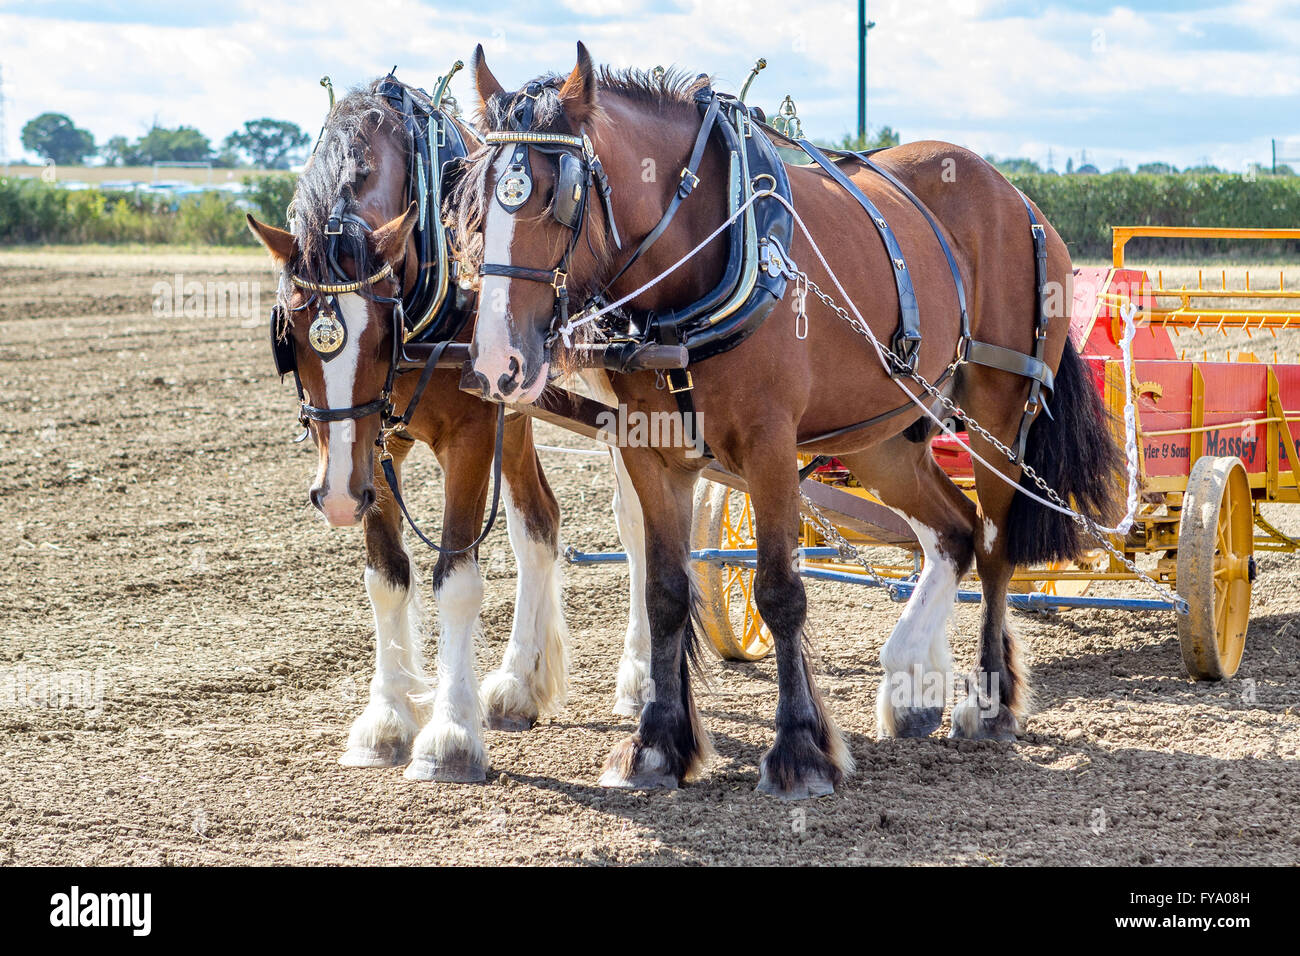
[[279, 201, 504, 558], [477, 83, 720, 350], [477, 84, 623, 350]]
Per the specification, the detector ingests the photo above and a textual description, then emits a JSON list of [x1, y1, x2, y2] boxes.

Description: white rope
[[534, 443, 607, 456], [553, 178, 1143, 537], [556, 189, 768, 346], [761, 188, 1147, 537], [1115, 302, 1141, 535]]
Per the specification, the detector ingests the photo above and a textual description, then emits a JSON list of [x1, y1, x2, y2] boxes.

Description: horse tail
[[1005, 338, 1121, 566]]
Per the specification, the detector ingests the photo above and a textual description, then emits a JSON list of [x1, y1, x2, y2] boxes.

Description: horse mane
[[448, 65, 711, 303], [286, 78, 414, 302]]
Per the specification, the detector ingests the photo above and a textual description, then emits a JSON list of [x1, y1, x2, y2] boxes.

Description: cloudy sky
[[2, 0, 1298, 172]]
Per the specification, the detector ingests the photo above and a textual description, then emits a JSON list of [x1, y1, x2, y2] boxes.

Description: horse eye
[[544, 186, 554, 206]]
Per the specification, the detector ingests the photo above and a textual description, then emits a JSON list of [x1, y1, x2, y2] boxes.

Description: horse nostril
[[357, 488, 375, 515], [497, 356, 522, 396], [309, 488, 324, 512]]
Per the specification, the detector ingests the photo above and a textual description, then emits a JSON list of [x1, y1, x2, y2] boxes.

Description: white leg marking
[[481, 487, 569, 724], [981, 516, 999, 555], [876, 518, 957, 738], [581, 370, 652, 717], [317, 293, 369, 526], [341, 563, 433, 766], [406, 560, 487, 779]]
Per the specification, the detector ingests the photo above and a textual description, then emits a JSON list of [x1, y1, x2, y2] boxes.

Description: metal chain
[[798, 490, 904, 599], [800, 274, 1188, 612]]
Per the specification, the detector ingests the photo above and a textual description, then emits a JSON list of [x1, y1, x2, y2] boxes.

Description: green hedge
[[1005, 172, 1300, 259], [0, 173, 298, 246], [2, 171, 1297, 260]]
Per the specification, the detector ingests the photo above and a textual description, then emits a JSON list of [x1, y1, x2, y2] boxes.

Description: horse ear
[[372, 201, 419, 263], [473, 43, 504, 111], [559, 41, 598, 125], [246, 214, 297, 266]]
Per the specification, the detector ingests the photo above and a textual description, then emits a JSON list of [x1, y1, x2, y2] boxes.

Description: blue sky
[[1, 0, 1298, 171]]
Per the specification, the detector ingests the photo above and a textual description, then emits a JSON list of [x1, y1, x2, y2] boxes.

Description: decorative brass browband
[[484, 131, 587, 152], [290, 263, 394, 294]]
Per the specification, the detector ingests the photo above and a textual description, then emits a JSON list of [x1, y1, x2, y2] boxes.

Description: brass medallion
[[308, 310, 346, 358]]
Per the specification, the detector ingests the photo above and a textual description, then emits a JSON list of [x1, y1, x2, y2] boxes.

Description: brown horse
[[246, 77, 610, 783], [459, 45, 1119, 799]]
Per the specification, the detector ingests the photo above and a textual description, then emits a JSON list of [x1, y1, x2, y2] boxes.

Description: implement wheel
[[690, 482, 774, 661], [1176, 456, 1253, 680]]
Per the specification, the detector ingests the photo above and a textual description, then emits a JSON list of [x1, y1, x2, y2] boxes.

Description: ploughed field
[[0, 249, 1297, 865]]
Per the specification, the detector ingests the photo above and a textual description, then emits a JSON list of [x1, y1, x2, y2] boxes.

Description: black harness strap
[[795, 139, 921, 374], [855, 153, 969, 348], [380, 402, 505, 557], [600, 92, 722, 297]]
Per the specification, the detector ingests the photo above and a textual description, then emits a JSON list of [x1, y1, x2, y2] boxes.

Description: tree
[[100, 135, 134, 167], [987, 156, 1043, 175], [21, 113, 95, 164], [132, 125, 213, 164], [1137, 161, 1177, 175], [828, 125, 901, 152], [223, 118, 310, 170]]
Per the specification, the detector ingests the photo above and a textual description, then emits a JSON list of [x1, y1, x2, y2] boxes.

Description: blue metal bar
[[565, 547, 1178, 613]]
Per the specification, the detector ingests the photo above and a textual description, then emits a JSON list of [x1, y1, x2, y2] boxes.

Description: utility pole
[[1273, 138, 1278, 175], [857, 2, 876, 142]]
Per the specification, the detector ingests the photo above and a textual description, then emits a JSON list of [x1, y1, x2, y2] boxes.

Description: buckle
[[551, 270, 568, 294], [667, 370, 694, 394], [324, 218, 343, 236], [678, 168, 700, 197]]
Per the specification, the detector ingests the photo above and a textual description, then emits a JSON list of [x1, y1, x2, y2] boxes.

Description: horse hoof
[[404, 755, 488, 783], [339, 744, 409, 768], [891, 706, 944, 738], [486, 713, 535, 732], [597, 767, 678, 791], [756, 768, 836, 801], [949, 703, 1020, 742]]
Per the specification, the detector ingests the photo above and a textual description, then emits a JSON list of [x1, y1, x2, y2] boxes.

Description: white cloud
[[0, 0, 1296, 172]]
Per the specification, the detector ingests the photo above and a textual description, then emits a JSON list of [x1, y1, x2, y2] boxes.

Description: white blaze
[[318, 292, 369, 524], [474, 150, 520, 385]]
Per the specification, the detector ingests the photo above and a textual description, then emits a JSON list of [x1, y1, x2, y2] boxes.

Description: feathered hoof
[[890, 706, 944, 738], [403, 754, 488, 783], [486, 712, 536, 732], [756, 766, 836, 801], [949, 699, 1021, 742], [338, 743, 410, 768], [597, 767, 678, 791], [757, 725, 844, 801], [598, 737, 680, 791]]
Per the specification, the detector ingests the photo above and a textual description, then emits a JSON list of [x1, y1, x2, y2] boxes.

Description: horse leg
[[405, 427, 495, 784], [599, 452, 709, 789], [339, 437, 433, 767], [745, 435, 853, 799], [480, 415, 570, 731], [949, 400, 1034, 741], [836, 437, 977, 739], [580, 370, 652, 718]]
